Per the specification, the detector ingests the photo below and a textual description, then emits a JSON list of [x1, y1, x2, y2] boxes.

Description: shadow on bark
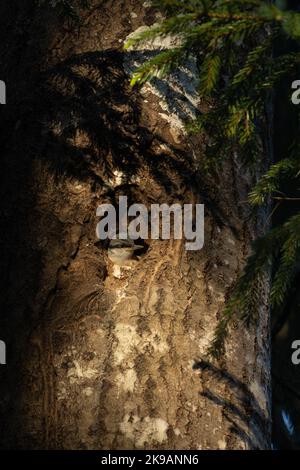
[[193, 360, 270, 449], [21, 49, 229, 225]]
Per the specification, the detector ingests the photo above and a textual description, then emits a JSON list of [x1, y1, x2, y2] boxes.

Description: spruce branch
[[249, 158, 300, 205], [128, 0, 300, 358]]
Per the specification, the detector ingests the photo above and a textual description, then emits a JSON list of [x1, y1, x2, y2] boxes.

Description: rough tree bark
[[0, 0, 271, 449]]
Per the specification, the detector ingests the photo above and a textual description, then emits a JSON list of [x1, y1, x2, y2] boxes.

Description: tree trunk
[[0, 0, 271, 450]]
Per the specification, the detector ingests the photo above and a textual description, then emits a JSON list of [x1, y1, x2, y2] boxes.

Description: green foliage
[[129, 48, 185, 86], [259, 3, 300, 39], [270, 215, 300, 308], [199, 53, 221, 95], [125, 0, 276, 165], [249, 156, 300, 205], [127, 0, 300, 357], [209, 216, 300, 357]]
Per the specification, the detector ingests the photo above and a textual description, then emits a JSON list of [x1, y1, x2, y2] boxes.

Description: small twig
[[266, 201, 281, 225], [273, 196, 300, 202], [206, 12, 264, 22]]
